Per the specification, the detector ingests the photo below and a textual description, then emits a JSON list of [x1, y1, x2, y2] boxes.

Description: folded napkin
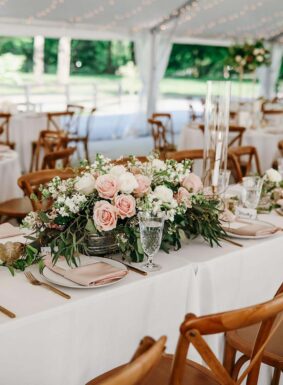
[[222, 220, 280, 237], [0, 223, 23, 239], [44, 257, 128, 286]]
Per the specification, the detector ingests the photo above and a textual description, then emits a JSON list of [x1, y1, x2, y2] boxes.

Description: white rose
[[265, 168, 282, 183], [109, 165, 127, 177], [74, 174, 96, 195], [153, 186, 173, 203], [256, 55, 263, 62], [152, 159, 166, 171], [235, 55, 242, 63], [118, 172, 139, 194]]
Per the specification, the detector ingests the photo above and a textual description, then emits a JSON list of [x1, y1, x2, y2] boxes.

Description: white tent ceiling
[[0, 0, 282, 44]]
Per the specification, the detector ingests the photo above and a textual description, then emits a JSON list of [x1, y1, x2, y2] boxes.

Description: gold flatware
[[222, 238, 243, 248], [0, 305, 16, 318], [122, 262, 148, 276], [24, 271, 71, 299]]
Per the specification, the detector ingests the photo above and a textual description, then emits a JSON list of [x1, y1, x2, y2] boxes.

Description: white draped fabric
[[0, 212, 282, 385], [134, 22, 176, 119], [257, 43, 283, 99]]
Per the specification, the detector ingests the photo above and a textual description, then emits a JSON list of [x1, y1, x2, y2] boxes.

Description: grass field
[[0, 73, 266, 99]]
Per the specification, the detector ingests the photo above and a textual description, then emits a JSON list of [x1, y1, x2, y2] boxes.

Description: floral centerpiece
[[259, 168, 283, 212], [14, 155, 227, 270], [226, 40, 270, 74]]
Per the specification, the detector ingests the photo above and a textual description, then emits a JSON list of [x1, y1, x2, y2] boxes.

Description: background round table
[[178, 125, 283, 172], [0, 149, 23, 203]]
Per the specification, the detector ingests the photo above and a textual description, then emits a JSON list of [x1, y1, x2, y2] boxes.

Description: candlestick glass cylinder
[[202, 81, 231, 193]]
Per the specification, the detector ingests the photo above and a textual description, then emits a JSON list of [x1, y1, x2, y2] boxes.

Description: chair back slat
[[199, 124, 246, 148], [66, 104, 85, 135], [152, 112, 174, 145], [86, 107, 97, 139], [228, 146, 262, 177], [47, 111, 74, 132]]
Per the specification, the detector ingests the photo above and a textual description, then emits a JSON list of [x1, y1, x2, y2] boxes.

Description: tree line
[[0, 36, 282, 79]]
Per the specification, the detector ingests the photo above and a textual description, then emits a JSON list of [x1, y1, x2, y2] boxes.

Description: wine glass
[[217, 169, 231, 196], [242, 176, 263, 210], [138, 212, 164, 272]]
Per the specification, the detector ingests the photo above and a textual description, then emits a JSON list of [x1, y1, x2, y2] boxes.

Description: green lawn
[[0, 72, 270, 99]]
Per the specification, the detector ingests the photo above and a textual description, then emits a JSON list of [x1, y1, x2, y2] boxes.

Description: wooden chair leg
[[30, 141, 37, 172], [83, 139, 89, 162], [271, 368, 281, 385], [223, 339, 237, 375]]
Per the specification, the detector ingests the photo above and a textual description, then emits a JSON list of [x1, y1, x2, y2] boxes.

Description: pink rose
[[176, 187, 192, 208], [115, 194, 136, 219], [181, 173, 203, 193], [95, 174, 119, 200], [134, 175, 151, 197], [93, 201, 118, 231]]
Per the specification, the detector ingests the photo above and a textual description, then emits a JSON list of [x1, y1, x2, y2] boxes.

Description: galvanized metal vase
[[85, 232, 119, 256]]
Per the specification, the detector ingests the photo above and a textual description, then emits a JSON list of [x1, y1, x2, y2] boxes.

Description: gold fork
[[0, 305, 16, 318], [24, 272, 71, 300]]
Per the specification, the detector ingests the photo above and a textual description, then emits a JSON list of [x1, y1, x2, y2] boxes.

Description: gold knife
[[122, 262, 148, 276]]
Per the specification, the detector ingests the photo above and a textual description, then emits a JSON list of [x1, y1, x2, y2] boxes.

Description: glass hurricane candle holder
[[202, 81, 231, 195]]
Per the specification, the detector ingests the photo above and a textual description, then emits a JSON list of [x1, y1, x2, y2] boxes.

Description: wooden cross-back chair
[[87, 290, 283, 385], [30, 130, 68, 172], [224, 283, 283, 385], [42, 147, 76, 170], [279, 140, 283, 154], [228, 146, 262, 180], [18, 168, 75, 211], [64, 106, 96, 162], [148, 118, 176, 159], [0, 112, 15, 149], [199, 124, 246, 148], [152, 112, 174, 145], [87, 336, 166, 385]]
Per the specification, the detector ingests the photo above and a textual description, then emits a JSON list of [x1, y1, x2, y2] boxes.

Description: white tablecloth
[[0, 151, 22, 203], [0, 212, 282, 385], [179, 126, 283, 172], [9, 113, 47, 172]]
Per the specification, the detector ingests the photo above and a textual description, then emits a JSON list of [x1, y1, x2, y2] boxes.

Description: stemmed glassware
[[217, 169, 231, 196], [138, 212, 164, 272], [242, 176, 263, 211]]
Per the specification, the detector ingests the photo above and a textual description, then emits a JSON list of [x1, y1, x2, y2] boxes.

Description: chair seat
[[226, 321, 283, 369], [87, 355, 221, 385], [66, 134, 87, 141], [0, 197, 33, 219]]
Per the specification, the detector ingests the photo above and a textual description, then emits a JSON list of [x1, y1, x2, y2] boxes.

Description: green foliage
[[166, 44, 229, 79], [0, 36, 33, 72]]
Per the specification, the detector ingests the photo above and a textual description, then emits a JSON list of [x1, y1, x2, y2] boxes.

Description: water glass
[[278, 158, 283, 179], [217, 169, 231, 196], [242, 176, 263, 210], [138, 212, 164, 272]]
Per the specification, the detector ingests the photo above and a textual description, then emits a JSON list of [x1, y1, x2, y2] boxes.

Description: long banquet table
[[179, 125, 283, 172], [0, 212, 282, 385]]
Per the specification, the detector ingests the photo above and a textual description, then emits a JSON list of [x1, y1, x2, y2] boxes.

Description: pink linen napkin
[[44, 257, 128, 286], [0, 223, 23, 239], [222, 220, 280, 237]]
